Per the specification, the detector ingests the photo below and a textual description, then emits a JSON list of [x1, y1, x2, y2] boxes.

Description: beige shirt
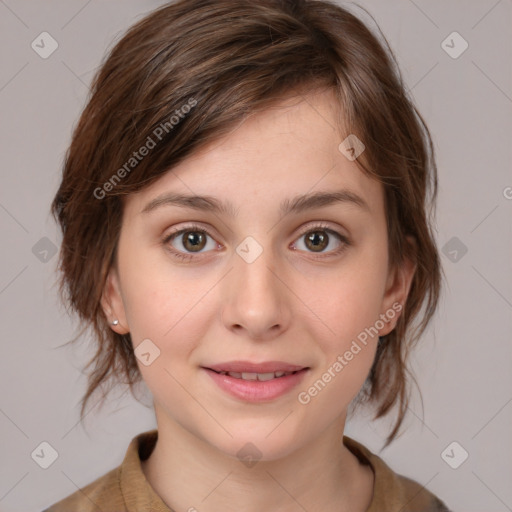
[[43, 429, 450, 512]]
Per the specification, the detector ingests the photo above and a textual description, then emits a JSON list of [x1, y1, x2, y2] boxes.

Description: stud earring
[[111, 319, 119, 326]]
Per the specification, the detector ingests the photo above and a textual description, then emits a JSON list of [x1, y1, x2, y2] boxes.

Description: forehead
[[125, 89, 384, 218]]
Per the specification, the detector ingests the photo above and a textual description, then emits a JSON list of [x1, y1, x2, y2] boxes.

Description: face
[[103, 89, 415, 461]]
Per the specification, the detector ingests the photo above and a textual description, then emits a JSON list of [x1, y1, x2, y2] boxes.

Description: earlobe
[[379, 236, 417, 336], [101, 267, 129, 334]]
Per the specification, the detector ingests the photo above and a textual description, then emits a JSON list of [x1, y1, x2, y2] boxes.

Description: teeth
[[241, 372, 258, 380], [217, 370, 296, 380], [255, 372, 276, 381]]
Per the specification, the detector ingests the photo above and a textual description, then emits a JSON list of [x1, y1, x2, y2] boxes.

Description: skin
[[102, 88, 416, 512]]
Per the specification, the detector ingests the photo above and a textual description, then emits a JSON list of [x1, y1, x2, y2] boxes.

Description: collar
[[118, 429, 433, 511]]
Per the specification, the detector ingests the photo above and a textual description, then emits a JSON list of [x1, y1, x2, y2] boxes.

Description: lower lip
[[203, 368, 309, 402]]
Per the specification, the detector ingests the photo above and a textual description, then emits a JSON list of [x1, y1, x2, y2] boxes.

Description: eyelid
[[163, 222, 217, 240], [297, 221, 349, 239], [162, 222, 220, 249], [162, 221, 350, 259], [291, 221, 350, 254]]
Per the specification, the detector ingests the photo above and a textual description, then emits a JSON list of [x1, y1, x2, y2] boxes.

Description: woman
[[44, 0, 450, 510]]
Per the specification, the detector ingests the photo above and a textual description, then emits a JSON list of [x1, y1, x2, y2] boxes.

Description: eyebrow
[[141, 189, 370, 216]]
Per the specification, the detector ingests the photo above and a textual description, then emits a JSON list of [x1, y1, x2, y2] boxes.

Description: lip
[[202, 365, 310, 403], [204, 360, 307, 373]]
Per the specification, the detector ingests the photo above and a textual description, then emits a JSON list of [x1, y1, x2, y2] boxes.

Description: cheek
[[118, 241, 211, 339], [298, 284, 381, 416], [304, 265, 387, 345], [121, 270, 213, 398], [296, 258, 387, 393], [124, 280, 213, 355]]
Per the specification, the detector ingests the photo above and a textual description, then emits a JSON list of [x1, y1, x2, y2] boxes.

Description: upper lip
[[204, 361, 308, 373]]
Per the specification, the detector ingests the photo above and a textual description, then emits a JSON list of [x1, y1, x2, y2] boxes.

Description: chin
[[208, 427, 302, 464]]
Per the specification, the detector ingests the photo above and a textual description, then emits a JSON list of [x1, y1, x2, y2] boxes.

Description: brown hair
[[52, 0, 442, 446]]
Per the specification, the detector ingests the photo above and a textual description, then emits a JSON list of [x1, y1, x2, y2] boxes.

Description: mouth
[[208, 368, 304, 381], [203, 360, 309, 378], [201, 361, 310, 402]]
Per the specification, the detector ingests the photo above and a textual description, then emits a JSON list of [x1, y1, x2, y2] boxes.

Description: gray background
[[0, 1, 511, 511]]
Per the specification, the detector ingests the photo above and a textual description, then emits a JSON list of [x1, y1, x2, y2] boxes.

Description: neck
[[141, 411, 374, 512]]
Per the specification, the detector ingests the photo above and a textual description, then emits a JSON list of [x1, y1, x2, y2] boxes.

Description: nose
[[221, 243, 291, 341]]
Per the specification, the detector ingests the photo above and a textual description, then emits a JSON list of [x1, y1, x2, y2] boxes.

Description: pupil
[[184, 231, 205, 252], [307, 231, 328, 252]]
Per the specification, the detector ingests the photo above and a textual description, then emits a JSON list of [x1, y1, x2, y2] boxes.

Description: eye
[[163, 222, 350, 262], [292, 223, 349, 255], [163, 224, 219, 259]]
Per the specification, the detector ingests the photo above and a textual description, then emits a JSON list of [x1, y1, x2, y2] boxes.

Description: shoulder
[[343, 435, 452, 512], [42, 429, 162, 512], [390, 473, 452, 512], [42, 466, 122, 511]]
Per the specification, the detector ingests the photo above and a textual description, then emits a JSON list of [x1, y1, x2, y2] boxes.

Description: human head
[[52, 0, 442, 447]]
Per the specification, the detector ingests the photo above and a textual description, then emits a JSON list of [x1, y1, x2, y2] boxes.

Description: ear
[[100, 265, 129, 334], [378, 236, 417, 337]]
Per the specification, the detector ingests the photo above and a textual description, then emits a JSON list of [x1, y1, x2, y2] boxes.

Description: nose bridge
[[237, 240, 275, 292], [221, 235, 290, 337]]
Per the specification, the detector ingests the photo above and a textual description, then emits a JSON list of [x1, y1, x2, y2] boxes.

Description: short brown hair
[[52, 0, 442, 446]]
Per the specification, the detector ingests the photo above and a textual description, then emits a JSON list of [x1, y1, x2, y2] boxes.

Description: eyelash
[[162, 222, 350, 262]]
